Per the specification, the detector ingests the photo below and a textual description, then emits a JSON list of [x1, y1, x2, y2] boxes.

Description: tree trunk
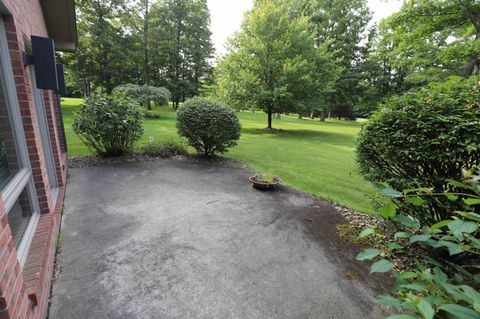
[[298, 114, 302, 119], [310, 112, 314, 119], [143, 0, 150, 85], [267, 111, 272, 129], [320, 111, 326, 122], [462, 2, 480, 75]]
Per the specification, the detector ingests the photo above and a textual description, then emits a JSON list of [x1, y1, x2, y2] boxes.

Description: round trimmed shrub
[[357, 77, 480, 222], [73, 93, 144, 157], [176, 97, 240, 157]]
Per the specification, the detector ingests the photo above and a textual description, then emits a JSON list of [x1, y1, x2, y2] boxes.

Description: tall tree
[[150, 0, 214, 108], [64, 0, 134, 93], [375, 0, 480, 86], [294, 0, 373, 118], [121, 0, 154, 85], [214, 0, 337, 129]]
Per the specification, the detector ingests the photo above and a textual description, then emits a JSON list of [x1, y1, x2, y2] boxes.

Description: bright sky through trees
[[208, 0, 402, 56]]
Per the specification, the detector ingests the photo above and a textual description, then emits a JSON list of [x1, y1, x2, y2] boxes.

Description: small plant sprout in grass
[[249, 173, 282, 190], [253, 174, 279, 184]]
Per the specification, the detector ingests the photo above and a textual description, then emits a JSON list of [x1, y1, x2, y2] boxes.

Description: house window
[[0, 84, 20, 189], [7, 188, 33, 248], [0, 17, 40, 266], [30, 66, 59, 203]]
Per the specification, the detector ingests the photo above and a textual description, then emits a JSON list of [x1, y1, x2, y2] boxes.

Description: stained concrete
[[49, 159, 387, 319]]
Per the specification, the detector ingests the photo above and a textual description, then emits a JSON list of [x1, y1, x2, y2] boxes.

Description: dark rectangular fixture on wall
[[56, 64, 67, 96], [31, 36, 58, 91]]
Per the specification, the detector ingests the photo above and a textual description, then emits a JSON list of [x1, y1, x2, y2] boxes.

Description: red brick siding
[[0, 1, 69, 319]]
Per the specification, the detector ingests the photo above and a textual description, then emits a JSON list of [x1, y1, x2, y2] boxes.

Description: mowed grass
[[61, 97, 377, 213]]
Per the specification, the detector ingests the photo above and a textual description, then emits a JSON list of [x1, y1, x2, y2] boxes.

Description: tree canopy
[[61, 0, 213, 105], [214, 0, 338, 128]]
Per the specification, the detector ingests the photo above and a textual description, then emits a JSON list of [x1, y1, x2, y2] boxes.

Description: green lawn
[[61, 97, 377, 213]]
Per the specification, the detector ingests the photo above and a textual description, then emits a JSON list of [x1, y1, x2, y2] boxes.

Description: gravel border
[[335, 205, 423, 272], [68, 153, 247, 169]]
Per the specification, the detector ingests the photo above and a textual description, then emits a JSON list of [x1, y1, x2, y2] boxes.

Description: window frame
[[0, 16, 40, 267], [30, 66, 59, 203]]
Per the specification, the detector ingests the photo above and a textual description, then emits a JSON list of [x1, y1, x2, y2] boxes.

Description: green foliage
[[140, 138, 187, 157], [72, 93, 144, 157], [357, 173, 480, 319], [379, 0, 480, 84], [214, 0, 338, 128], [176, 97, 241, 157], [60, 0, 135, 94], [61, 0, 213, 98], [293, 0, 372, 117], [113, 84, 171, 109], [357, 0, 480, 118], [150, 0, 214, 108], [357, 77, 480, 222]]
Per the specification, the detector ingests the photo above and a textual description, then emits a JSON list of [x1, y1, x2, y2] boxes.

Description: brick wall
[[0, 1, 69, 318]]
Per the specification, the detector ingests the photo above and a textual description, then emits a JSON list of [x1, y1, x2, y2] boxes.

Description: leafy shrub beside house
[[357, 172, 480, 319], [357, 77, 480, 223], [176, 97, 241, 157], [355, 76, 480, 319], [73, 93, 144, 157]]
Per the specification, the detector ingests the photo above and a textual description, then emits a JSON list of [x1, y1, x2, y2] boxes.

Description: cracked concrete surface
[[49, 159, 387, 319]]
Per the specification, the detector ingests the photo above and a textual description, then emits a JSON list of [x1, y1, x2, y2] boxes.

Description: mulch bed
[[68, 153, 246, 169]]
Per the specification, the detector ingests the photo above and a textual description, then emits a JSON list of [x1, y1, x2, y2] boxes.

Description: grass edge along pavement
[[61, 97, 378, 213]]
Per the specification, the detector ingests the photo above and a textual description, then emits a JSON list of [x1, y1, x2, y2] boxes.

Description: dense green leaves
[[73, 93, 144, 156], [150, 0, 214, 108], [357, 173, 480, 319], [213, 0, 338, 128], [294, 0, 372, 119], [61, 0, 213, 100], [357, 76, 480, 222], [176, 97, 240, 157], [113, 84, 171, 109]]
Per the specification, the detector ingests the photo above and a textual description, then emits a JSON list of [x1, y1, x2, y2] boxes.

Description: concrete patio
[[49, 159, 387, 319]]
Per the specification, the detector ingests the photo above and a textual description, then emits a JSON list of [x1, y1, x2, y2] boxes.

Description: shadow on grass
[[241, 127, 356, 147]]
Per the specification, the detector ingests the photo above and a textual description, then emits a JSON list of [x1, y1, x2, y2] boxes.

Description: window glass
[[0, 70, 20, 189], [7, 188, 33, 248]]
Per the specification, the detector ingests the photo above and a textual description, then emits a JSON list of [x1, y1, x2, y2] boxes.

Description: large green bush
[[357, 77, 480, 222], [73, 93, 144, 157], [176, 97, 240, 157]]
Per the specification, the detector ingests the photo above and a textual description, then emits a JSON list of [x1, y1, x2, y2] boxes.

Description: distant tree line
[[63, 0, 480, 120], [214, 0, 480, 123], [61, 0, 214, 109]]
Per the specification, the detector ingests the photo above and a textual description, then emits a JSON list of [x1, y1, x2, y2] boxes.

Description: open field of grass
[[61, 97, 377, 213]]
